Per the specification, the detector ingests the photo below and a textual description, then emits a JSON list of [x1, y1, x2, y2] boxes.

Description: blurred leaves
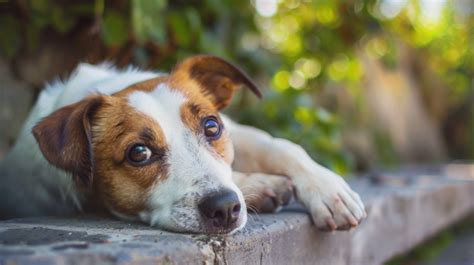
[[237, 89, 352, 175], [132, 0, 167, 44], [0, 15, 21, 58], [102, 11, 129, 46], [250, 0, 473, 170]]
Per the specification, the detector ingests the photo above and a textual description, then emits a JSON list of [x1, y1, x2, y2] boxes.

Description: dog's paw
[[235, 173, 293, 213], [295, 167, 366, 231]]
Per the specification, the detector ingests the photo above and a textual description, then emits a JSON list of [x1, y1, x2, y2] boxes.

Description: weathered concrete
[[0, 164, 473, 265]]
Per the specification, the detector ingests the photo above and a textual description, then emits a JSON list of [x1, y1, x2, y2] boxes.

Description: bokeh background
[[0, 0, 472, 176]]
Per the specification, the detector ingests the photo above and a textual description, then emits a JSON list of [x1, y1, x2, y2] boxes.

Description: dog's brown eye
[[127, 144, 152, 164], [203, 117, 222, 140]]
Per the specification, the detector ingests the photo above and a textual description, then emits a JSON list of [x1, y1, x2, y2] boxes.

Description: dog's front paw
[[296, 167, 366, 231], [235, 173, 293, 213]]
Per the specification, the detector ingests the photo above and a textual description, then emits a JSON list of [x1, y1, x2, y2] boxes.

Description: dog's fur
[[0, 55, 365, 234]]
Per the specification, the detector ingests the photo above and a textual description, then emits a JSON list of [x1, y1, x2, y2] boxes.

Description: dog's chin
[[144, 209, 248, 235], [175, 213, 247, 234], [198, 213, 248, 235]]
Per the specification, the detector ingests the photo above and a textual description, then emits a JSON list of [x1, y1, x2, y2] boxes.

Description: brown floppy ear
[[169, 55, 262, 109], [32, 96, 103, 187]]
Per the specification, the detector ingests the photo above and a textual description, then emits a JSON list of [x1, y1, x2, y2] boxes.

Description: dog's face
[[32, 55, 261, 234]]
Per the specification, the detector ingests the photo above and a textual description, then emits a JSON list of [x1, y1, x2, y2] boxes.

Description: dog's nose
[[198, 190, 241, 227]]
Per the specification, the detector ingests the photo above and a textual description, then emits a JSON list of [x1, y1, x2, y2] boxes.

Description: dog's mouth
[[197, 213, 247, 234], [163, 210, 247, 234], [149, 189, 246, 234]]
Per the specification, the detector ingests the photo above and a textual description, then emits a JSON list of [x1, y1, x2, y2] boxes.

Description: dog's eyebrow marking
[[113, 120, 124, 129], [189, 103, 201, 115], [139, 127, 156, 142], [111, 120, 126, 142]]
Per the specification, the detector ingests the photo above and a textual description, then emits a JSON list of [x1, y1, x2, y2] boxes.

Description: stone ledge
[[0, 164, 473, 265]]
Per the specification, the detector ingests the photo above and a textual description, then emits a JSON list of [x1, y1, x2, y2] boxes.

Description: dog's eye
[[203, 116, 222, 140], [127, 144, 152, 164]]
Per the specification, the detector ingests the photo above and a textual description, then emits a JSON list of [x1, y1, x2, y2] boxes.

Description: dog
[[0, 55, 365, 234]]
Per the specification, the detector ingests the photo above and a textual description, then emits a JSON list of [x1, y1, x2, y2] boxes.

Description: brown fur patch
[[90, 96, 169, 216], [32, 96, 103, 186], [169, 55, 261, 110]]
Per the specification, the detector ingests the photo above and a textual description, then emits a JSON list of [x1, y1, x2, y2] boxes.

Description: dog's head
[[32, 55, 261, 234]]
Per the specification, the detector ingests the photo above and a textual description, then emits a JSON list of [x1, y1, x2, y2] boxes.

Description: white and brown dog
[[0, 55, 365, 234]]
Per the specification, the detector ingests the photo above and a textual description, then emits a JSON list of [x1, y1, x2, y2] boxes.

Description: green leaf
[[0, 16, 21, 58], [30, 0, 50, 13], [199, 32, 228, 57], [25, 25, 41, 53], [102, 11, 129, 46], [51, 7, 76, 33], [168, 11, 191, 47], [131, 0, 167, 44], [185, 8, 202, 36]]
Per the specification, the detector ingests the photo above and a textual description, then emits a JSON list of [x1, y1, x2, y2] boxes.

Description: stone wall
[[0, 164, 472, 265]]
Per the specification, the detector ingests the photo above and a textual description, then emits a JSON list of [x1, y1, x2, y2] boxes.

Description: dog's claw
[[347, 216, 358, 227], [325, 217, 337, 231]]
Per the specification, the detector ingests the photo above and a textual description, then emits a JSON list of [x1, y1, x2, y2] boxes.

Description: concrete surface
[[0, 164, 473, 265]]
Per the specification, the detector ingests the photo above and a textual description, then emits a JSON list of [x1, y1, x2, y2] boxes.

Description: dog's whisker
[[243, 192, 259, 199], [247, 205, 260, 214], [237, 186, 256, 193]]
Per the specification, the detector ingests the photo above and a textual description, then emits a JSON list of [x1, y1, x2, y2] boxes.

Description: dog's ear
[[32, 96, 103, 187], [169, 55, 262, 109]]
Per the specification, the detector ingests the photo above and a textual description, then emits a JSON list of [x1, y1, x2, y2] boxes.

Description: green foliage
[[388, 1, 473, 102], [236, 89, 353, 175], [102, 11, 129, 46], [249, 0, 473, 170], [1, 0, 471, 173], [132, 0, 167, 44], [0, 15, 21, 58]]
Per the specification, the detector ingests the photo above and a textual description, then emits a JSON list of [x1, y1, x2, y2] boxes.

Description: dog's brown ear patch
[[32, 96, 103, 187], [170, 55, 261, 109]]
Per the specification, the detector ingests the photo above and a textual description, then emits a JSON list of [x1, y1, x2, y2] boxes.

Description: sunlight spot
[[420, 0, 446, 22], [255, 0, 278, 17], [295, 58, 321, 79], [289, 70, 306, 89], [272, 70, 291, 91], [379, 0, 407, 19]]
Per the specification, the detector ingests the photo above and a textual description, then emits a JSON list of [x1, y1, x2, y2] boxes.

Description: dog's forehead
[[127, 83, 186, 139]]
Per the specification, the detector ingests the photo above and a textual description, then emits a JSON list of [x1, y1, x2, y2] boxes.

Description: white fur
[[128, 86, 247, 232]]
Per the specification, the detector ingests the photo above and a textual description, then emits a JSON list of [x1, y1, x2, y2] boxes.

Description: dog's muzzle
[[198, 189, 242, 231]]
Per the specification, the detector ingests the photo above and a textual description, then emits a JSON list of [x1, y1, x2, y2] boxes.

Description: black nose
[[198, 190, 241, 228]]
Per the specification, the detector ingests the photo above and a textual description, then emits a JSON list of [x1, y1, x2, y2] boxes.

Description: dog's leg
[[233, 172, 293, 213], [224, 117, 366, 231]]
